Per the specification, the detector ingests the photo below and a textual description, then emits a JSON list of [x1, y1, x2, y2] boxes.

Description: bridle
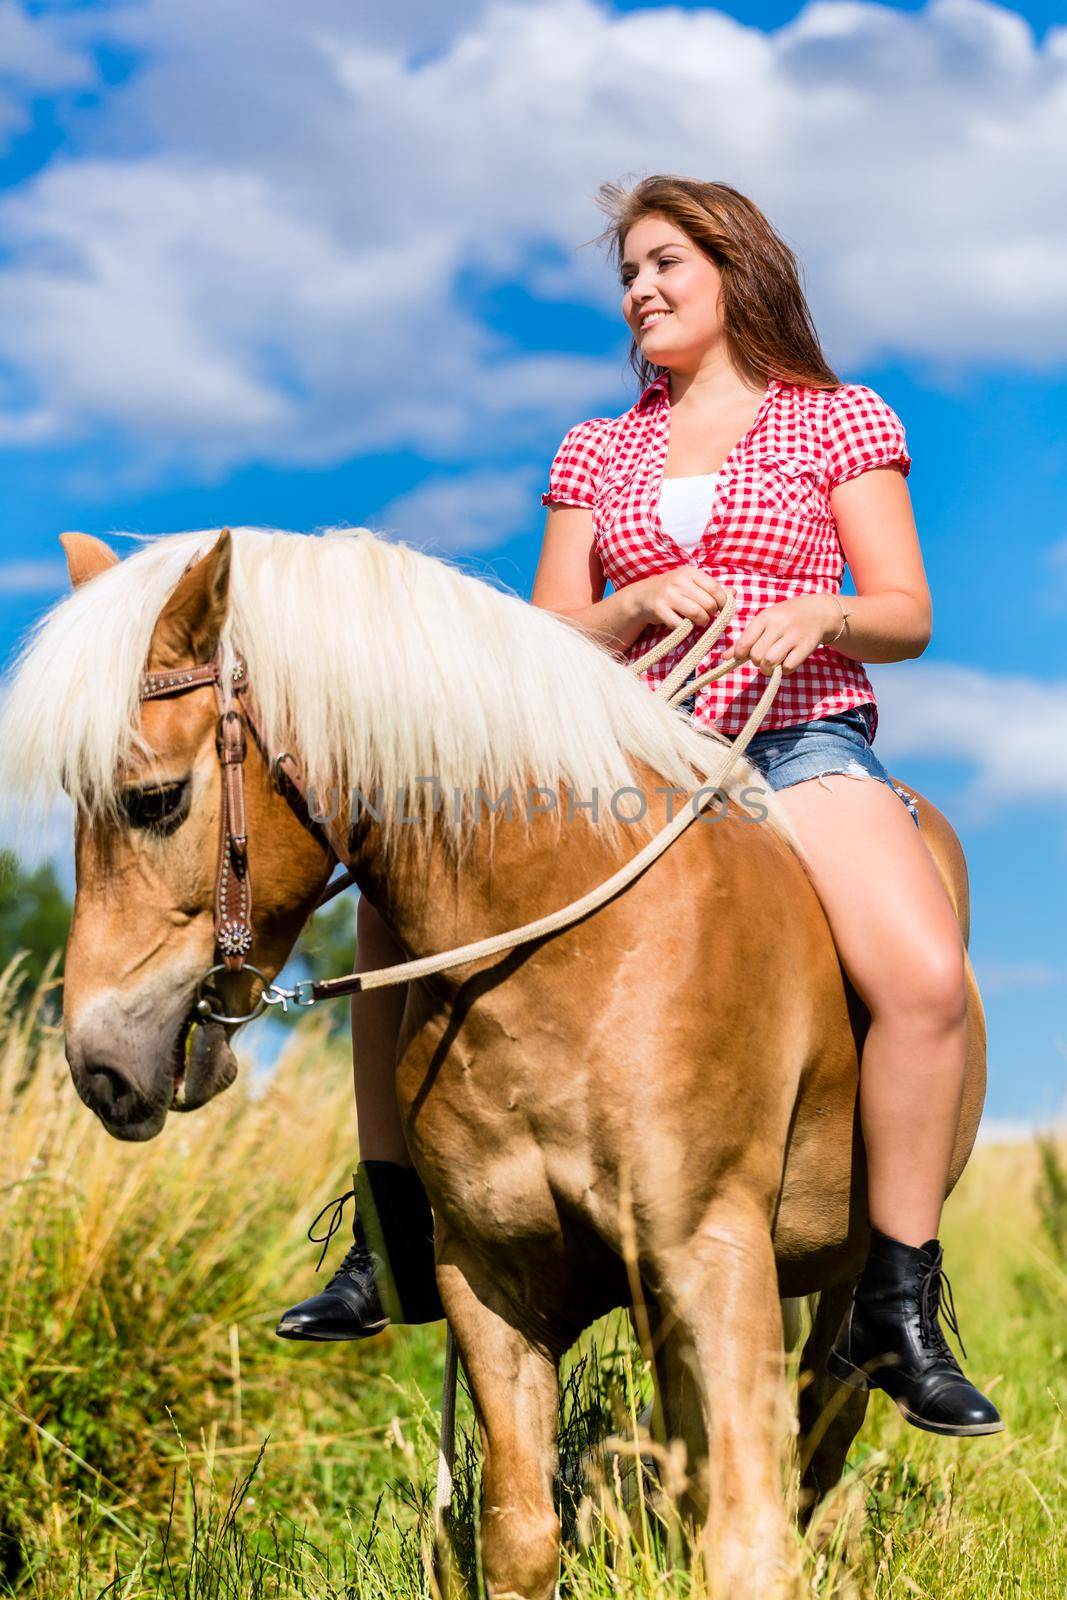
[[139, 650, 356, 1026]]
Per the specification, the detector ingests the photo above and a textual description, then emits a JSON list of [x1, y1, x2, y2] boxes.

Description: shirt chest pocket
[[595, 459, 639, 509], [711, 451, 829, 575], [593, 459, 652, 576], [755, 454, 824, 517]]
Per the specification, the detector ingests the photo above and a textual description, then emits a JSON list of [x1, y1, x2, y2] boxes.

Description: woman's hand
[[627, 566, 730, 631], [732, 594, 841, 676]]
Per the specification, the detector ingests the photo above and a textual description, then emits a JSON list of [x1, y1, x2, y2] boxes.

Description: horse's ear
[[60, 532, 118, 589], [147, 529, 232, 669]]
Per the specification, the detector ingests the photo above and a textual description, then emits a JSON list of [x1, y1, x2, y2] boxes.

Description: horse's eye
[[120, 779, 191, 835]]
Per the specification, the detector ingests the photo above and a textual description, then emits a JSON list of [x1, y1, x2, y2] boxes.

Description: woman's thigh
[[770, 772, 967, 1023]]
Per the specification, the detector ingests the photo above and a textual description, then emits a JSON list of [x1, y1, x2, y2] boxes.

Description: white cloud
[[0, 1, 94, 149], [974, 960, 1067, 992], [0, 558, 68, 594], [0, 0, 1065, 474], [372, 467, 541, 553], [866, 660, 1067, 822], [976, 1115, 1067, 1144]]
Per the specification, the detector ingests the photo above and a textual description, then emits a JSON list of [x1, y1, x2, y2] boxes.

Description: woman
[[276, 176, 1001, 1439]]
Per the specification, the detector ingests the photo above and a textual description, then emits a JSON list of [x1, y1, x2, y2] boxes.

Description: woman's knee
[[862, 938, 968, 1029]]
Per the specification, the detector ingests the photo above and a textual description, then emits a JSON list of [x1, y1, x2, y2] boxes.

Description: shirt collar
[[636, 371, 672, 411], [635, 371, 783, 414]]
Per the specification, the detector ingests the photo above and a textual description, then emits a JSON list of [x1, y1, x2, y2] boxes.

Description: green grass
[[0, 960, 1064, 1598]]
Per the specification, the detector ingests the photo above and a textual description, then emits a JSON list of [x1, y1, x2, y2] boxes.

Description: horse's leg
[[436, 1249, 560, 1600], [651, 1205, 795, 1599], [643, 1297, 708, 1523], [796, 1281, 868, 1525]]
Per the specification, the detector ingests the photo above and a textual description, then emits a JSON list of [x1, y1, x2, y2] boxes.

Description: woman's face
[[620, 215, 725, 373]]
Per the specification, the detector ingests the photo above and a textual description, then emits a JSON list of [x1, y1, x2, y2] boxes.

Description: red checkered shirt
[[540, 373, 912, 738]]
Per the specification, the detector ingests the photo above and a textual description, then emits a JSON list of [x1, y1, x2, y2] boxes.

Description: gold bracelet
[[829, 594, 852, 645]]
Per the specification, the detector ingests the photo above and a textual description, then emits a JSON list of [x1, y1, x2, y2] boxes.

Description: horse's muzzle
[[69, 1055, 169, 1141], [65, 1003, 239, 1140]]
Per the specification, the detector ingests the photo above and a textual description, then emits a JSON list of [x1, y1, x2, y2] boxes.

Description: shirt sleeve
[[540, 417, 612, 509], [823, 385, 911, 491]]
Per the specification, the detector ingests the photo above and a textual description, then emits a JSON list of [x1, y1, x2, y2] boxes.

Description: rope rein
[[252, 592, 784, 1016]]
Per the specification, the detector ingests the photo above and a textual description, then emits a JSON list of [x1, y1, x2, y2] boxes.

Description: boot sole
[[826, 1349, 1004, 1436], [274, 1317, 389, 1342]]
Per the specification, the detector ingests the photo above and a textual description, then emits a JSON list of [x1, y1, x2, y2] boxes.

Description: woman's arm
[[532, 505, 729, 655], [826, 467, 932, 663], [530, 505, 649, 654]]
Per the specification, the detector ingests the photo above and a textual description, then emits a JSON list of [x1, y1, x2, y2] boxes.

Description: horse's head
[[59, 531, 335, 1141]]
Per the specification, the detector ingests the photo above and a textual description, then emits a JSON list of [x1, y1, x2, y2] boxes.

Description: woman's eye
[[622, 257, 679, 289], [120, 779, 191, 835]]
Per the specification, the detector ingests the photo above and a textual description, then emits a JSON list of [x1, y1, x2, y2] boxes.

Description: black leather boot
[[827, 1228, 1003, 1436], [275, 1160, 444, 1341]]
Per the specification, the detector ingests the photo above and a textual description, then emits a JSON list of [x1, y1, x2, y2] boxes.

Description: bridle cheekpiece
[[137, 647, 351, 1026]]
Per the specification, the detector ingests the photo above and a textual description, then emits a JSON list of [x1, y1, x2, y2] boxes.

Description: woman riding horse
[[276, 175, 1001, 1439]]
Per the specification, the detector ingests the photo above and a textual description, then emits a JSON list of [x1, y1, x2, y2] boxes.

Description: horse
[[0, 525, 987, 1598]]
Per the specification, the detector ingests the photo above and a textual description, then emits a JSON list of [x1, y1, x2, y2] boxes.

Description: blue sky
[[0, 0, 1064, 1125]]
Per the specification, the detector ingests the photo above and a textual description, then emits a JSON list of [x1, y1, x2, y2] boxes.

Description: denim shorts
[[681, 697, 921, 828]]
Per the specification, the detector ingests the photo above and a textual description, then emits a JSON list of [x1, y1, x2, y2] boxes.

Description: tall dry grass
[[0, 957, 1064, 1597]]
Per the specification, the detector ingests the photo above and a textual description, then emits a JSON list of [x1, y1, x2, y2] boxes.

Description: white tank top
[[657, 471, 721, 552]]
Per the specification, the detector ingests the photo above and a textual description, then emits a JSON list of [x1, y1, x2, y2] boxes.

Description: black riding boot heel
[[827, 1227, 1003, 1436], [275, 1160, 444, 1341]]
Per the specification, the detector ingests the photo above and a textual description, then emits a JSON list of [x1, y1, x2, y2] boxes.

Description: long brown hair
[[596, 176, 840, 394]]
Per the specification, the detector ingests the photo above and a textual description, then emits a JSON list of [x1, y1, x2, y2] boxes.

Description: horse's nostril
[[70, 1054, 163, 1140], [86, 1064, 136, 1118]]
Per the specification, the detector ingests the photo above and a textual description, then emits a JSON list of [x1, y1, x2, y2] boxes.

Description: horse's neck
[[349, 795, 635, 963]]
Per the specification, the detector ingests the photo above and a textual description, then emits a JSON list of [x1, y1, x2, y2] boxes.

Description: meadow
[[1, 958, 1064, 1599]]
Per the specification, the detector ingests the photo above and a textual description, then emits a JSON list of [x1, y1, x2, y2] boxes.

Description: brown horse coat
[[29, 532, 985, 1599]]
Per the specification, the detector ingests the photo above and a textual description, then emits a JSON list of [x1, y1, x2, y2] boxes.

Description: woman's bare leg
[[352, 894, 411, 1167], [771, 772, 965, 1242], [772, 771, 1001, 1434]]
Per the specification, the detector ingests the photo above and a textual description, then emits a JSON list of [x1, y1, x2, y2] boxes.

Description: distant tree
[[0, 849, 70, 1011]]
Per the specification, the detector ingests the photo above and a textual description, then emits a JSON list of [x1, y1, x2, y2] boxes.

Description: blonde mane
[[0, 526, 802, 864]]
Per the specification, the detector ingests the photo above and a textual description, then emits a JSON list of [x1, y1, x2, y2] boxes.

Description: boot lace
[[307, 1187, 365, 1275], [916, 1245, 967, 1362]]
